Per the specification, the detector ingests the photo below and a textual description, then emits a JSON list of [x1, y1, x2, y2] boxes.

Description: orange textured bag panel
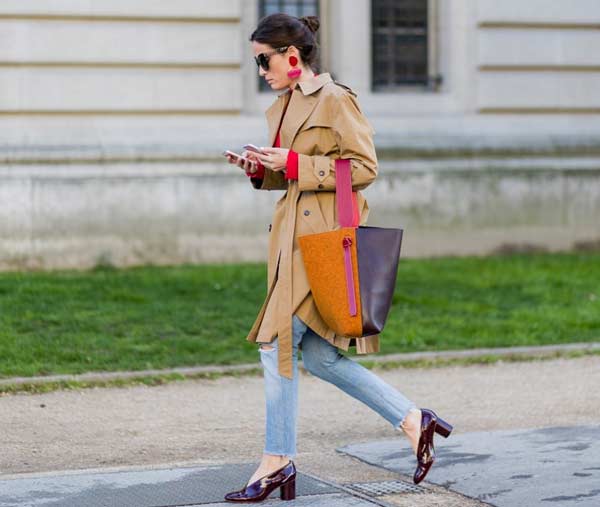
[[297, 226, 363, 337]]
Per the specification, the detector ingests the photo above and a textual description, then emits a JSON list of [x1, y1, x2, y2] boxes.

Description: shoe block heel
[[280, 477, 296, 501], [434, 417, 453, 438]]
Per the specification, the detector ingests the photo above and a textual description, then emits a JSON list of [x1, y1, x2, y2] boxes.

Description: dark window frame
[[371, 0, 441, 92]]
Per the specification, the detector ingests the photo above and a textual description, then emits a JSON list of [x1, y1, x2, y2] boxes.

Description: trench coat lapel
[[264, 73, 333, 149], [264, 92, 319, 149], [278, 93, 319, 149], [264, 92, 288, 147]]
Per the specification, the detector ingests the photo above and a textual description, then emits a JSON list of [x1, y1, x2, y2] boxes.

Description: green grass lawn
[[0, 252, 598, 379]]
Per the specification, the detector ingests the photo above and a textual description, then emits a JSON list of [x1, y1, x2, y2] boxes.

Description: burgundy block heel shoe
[[413, 408, 453, 485], [224, 460, 297, 503]]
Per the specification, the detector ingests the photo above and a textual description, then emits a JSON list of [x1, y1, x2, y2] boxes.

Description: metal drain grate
[[343, 479, 428, 496], [0, 463, 340, 507]]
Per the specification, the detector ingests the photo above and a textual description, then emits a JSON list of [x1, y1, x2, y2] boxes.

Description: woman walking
[[223, 13, 453, 503]]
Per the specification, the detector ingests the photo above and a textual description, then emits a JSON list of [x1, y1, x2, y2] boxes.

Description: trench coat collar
[[264, 72, 333, 149], [295, 72, 333, 96], [272, 72, 332, 97]]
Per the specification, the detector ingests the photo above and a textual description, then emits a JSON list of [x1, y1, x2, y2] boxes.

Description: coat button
[[304, 210, 310, 216], [319, 170, 325, 176], [268, 223, 272, 232], [318, 184, 324, 189]]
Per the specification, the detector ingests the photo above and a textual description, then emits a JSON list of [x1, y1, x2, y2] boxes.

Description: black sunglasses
[[254, 46, 293, 72]]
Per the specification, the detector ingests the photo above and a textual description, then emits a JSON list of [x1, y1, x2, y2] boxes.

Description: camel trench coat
[[245, 72, 380, 379]]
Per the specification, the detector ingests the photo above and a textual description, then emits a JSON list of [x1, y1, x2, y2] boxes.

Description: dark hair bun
[[299, 16, 320, 34]]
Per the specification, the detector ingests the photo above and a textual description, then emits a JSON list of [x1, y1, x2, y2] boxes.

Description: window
[[257, 0, 321, 93], [371, 0, 441, 91]]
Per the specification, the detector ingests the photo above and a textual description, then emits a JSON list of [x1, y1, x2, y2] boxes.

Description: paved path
[[0, 355, 598, 506], [338, 425, 600, 507]]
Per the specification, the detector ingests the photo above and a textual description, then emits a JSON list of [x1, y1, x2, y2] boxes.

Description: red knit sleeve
[[245, 158, 265, 179], [284, 150, 298, 180]]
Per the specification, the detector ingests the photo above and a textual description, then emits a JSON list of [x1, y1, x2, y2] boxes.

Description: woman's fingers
[[225, 153, 239, 166], [237, 155, 255, 173], [256, 153, 270, 166], [244, 158, 256, 172], [235, 155, 247, 169], [240, 153, 251, 171], [224, 151, 257, 172]]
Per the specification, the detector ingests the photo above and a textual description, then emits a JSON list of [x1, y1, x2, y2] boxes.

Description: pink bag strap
[[336, 159, 360, 317], [335, 159, 360, 228]]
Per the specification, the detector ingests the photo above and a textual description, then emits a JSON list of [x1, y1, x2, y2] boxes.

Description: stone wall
[[1, 1, 599, 270]]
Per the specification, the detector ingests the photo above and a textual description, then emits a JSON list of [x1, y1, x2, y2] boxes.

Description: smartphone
[[243, 144, 266, 155], [222, 150, 247, 163]]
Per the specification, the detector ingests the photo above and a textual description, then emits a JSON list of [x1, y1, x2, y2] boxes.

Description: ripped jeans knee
[[259, 338, 278, 353], [258, 314, 306, 355]]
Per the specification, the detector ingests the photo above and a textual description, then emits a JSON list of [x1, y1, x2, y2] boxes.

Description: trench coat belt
[[275, 183, 299, 380]]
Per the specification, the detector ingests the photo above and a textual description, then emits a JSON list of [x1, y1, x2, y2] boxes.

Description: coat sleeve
[[296, 92, 377, 192], [249, 166, 288, 190]]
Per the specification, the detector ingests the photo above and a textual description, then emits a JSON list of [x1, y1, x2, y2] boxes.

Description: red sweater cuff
[[285, 150, 299, 180], [246, 159, 265, 179]]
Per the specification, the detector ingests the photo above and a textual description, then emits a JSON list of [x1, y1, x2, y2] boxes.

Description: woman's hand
[[225, 150, 260, 174], [255, 147, 289, 173]]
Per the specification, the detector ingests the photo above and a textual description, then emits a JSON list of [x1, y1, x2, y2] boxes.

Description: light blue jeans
[[259, 314, 417, 457]]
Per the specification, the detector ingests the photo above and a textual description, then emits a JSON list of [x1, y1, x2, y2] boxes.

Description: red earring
[[287, 55, 302, 79]]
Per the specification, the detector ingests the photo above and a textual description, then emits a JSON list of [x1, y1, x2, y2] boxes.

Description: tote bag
[[297, 159, 403, 337]]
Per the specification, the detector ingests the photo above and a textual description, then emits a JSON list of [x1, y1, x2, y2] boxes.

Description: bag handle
[[335, 159, 360, 228], [336, 159, 360, 317]]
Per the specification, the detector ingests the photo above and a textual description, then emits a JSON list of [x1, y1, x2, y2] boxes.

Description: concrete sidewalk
[[2, 425, 598, 507], [339, 425, 600, 507], [0, 454, 487, 507], [1, 355, 598, 506], [0, 461, 462, 507]]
